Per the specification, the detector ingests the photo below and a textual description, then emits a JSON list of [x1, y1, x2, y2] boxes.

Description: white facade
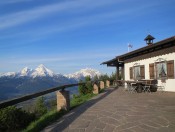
[[125, 52, 175, 92]]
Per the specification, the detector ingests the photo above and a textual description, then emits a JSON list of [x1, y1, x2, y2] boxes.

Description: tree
[[85, 76, 91, 81], [34, 96, 47, 118], [78, 80, 87, 95], [0, 106, 35, 131], [99, 74, 110, 82], [110, 72, 116, 80], [93, 75, 99, 81], [78, 76, 93, 95]]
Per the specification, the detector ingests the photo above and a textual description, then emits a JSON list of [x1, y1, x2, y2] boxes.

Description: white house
[[102, 35, 175, 92]]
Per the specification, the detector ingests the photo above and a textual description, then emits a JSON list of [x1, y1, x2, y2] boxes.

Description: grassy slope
[[22, 93, 96, 132]]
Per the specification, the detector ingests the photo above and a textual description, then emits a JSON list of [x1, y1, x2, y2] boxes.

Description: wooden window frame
[[167, 60, 174, 79], [130, 63, 145, 80], [153, 58, 174, 80]]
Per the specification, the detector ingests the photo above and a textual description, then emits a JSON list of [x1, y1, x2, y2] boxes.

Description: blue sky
[[0, 0, 175, 75]]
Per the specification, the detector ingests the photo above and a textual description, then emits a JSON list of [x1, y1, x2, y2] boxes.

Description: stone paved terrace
[[43, 87, 175, 132]]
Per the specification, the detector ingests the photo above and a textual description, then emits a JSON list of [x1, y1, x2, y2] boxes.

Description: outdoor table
[[125, 80, 152, 93], [117, 79, 158, 93]]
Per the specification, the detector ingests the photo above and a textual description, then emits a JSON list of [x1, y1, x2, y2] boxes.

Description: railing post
[[100, 81, 104, 89], [106, 80, 110, 87], [93, 84, 99, 94], [56, 90, 70, 111]]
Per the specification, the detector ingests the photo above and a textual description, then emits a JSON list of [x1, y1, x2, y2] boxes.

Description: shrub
[[70, 93, 95, 109], [23, 109, 66, 132], [78, 76, 93, 95], [78, 80, 87, 95], [0, 106, 35, 131], [33, 97, 47, 118], [85, 81, 93, 94]]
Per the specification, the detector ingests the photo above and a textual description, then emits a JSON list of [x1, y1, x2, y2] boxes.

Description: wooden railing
[[0, 80, 116, 110], [0, 83, 84, 109]]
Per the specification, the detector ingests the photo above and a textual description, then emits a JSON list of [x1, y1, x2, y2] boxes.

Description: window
[[130, 64, 145, 80], [133, 66, 140, 80], [156, 62, 167, 79], [151, 58, 175, 80]]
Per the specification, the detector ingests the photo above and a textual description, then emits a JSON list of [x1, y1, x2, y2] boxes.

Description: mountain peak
[[37, 64, 46, 68], [20, 67, 32, 76], [31, 64, 54, 77], [66, 68, 102, 80]]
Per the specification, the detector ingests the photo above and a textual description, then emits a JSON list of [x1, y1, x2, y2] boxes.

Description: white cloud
[[0, 0, 32, 5], [1, 47, 120, 65], [0, 0, 122, 30]]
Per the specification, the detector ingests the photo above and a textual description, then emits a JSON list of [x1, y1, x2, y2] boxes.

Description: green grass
[[70, 93, 96, 109], [22, 109, 66, 132], [22, 93, 96, 132]]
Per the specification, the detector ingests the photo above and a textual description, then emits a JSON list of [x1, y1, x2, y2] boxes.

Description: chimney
[[144, 34, 155, 46]]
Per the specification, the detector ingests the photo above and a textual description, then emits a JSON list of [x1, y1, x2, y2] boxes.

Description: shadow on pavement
[[43, 87, 118, 132]]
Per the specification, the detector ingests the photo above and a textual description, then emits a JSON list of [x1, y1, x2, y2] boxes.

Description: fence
[[0, 80, 115, 111]]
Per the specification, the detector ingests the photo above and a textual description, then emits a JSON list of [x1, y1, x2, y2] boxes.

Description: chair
[[157, 82, 165, 92], [142, 81, 151, 93], [127, 82, 137, 93]]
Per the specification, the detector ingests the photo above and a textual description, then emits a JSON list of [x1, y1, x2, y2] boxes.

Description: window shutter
[[130, 67, 133, 79], [149, 63, 154, 79], [140, 65, 145, 79], [167, 60, 174, 79]]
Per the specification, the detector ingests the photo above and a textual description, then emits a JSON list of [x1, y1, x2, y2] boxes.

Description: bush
[[0, 106, 35, 131], [33, 97, 47, 118], [78, 80, 87, 95], [85, 81, 93, 94], [70, 93, 95, 109], [23, 110, 66, 132], [78, 76, 93, 95]]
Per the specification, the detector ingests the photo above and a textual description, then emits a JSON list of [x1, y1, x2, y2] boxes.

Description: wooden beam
[[0, 83, 85, 109]]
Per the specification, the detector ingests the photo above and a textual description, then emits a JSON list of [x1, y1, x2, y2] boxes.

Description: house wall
[[124, 52, 175, 92]]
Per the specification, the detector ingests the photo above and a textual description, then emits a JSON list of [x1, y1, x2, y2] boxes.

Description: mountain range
[[0, 64, 102, 101]]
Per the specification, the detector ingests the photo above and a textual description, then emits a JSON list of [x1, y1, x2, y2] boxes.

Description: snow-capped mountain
[[0, 65, 101, 101], [31, 64, 55, 78], [19, 67, 33, 77], [1, 72, 16, 77], [66, 68, 102, 80], [0, 64, 55, 78]]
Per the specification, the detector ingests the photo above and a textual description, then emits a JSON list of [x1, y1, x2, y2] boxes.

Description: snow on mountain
[[31, 64, 55, 78], [66, 68, 102, 80], [0, 65, 102, 81], [1, 72, 16, 77], [19, 67, 33, 77], [0, 64, 56, 78]]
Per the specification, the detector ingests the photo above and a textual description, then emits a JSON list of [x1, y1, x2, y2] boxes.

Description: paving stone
[[92, 128, 103, 132], [138, 124, 159, 131], [113, 128, 134, 132], [140, 119, 162, 128], [85, 121, 96, 132], [129, 126, 148, 132], [77, 120, 90, 129], [78, 128, 85, 132], [110, 114, 124, 121], [95, 120, 106, 129], [100, 117, 121, 126], [124, 115, 143, 123], [81, 115, 97, 121], [114, 122, 139, 131], [104, 124, 116, 132], [155, 124, 175, 132], [68, 128, 80, 132], [151, 116, 170, 127]]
